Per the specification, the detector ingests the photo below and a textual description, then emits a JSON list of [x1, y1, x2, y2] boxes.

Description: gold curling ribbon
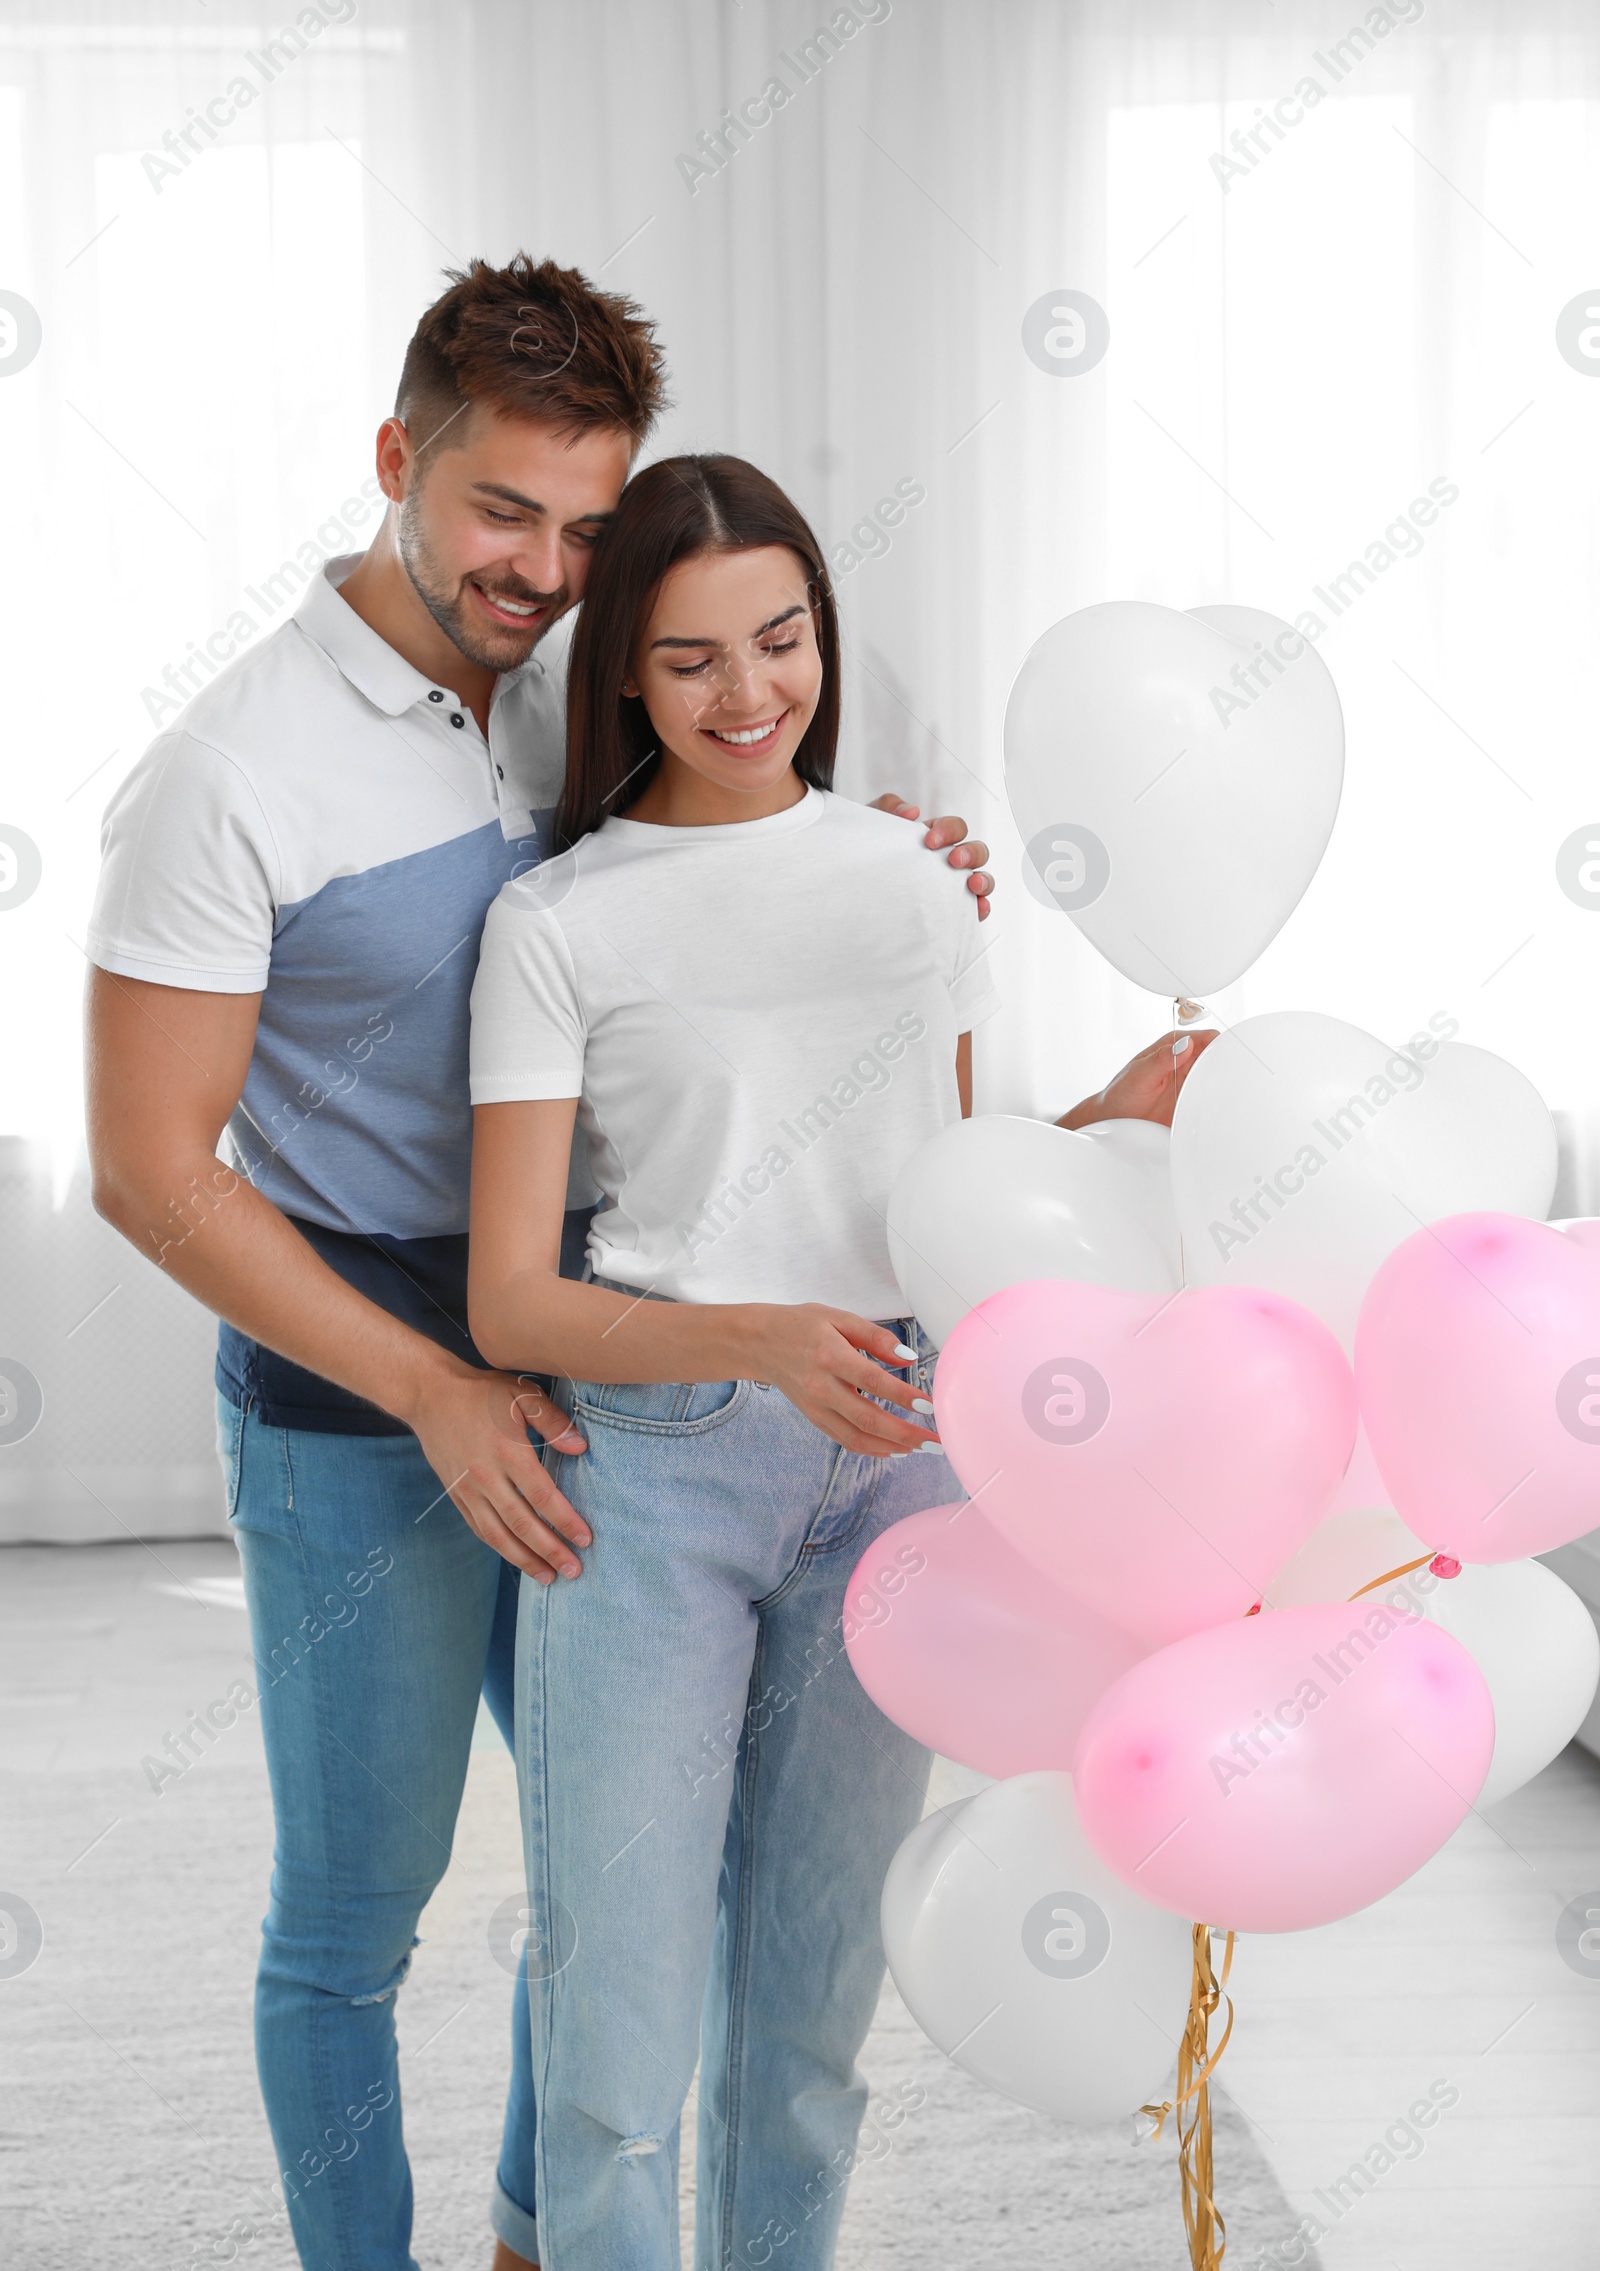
[[1139, 1923, 1236, 2269], [1347, 1551, 1435, 1601]]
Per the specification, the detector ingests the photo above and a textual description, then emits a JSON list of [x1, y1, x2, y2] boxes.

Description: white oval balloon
[[1005, 601, 1343, 996], [1263, 1503, 1430, 1610], [1170, 1011, 1557, 1349], [881, 1772, 1194, 2125], [1265, 1521, 1599, 1806], [1422, 1561, 1599, 1808], [887, 1114, 1181, 1348]]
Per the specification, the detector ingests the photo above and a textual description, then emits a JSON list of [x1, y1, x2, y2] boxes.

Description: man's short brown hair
[[396, 252, 669, 455]]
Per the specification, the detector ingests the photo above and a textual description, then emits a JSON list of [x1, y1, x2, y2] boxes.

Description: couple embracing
[[86, 253, 1198, 2270]]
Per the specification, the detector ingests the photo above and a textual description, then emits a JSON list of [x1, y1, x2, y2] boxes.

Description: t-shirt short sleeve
[[945, 875, 1001, 1033], [87, 733, 280, 992], [469, 882, 587, 1103]]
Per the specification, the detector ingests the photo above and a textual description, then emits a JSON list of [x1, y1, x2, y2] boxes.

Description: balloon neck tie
[[1138, 1923, 1235, 2270], [1347, 1551, 1436, 1601]]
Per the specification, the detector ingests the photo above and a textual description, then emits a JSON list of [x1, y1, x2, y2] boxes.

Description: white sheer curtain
[[2, 0, 1598, 1528]]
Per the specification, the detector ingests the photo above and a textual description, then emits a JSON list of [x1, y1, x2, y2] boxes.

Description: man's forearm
[[94, 1148, 462, 1425]]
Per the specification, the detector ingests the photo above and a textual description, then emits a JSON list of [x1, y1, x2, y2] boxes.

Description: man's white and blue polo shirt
[[88, 554, 580, 1432]]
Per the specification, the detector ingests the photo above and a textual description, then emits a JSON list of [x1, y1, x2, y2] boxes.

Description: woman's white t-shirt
[[468, 786, 1000, 1315]]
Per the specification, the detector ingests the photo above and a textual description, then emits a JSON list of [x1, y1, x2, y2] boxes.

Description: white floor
[[1214, 1746, 1600, 2268]]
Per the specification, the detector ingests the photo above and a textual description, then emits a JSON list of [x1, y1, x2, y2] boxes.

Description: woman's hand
[[1058, 1027, 1220, 1131], [744, 1304, 939, 1456]]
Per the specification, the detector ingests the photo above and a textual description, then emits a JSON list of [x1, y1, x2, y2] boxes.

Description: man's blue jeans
[[516, 1327, 950, 2271], [220, 1392, 542, 2271]]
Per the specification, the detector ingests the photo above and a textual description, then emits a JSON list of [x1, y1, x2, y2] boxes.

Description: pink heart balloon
[[843, 1504, 1146, 1777], [1357, 1211, 1600, 1563], [932, 1278, 1356, 1648], [1074, 1600, 1494, 1932]]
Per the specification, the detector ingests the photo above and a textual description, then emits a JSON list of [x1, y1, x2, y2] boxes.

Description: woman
[[467, 454, 1200, 2269]]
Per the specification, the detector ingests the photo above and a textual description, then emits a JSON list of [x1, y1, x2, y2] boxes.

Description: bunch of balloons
[[848, 602, 1600, 2159]]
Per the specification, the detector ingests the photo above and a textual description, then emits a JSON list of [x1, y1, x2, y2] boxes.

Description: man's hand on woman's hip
[[395, 1359, 593, 1583]]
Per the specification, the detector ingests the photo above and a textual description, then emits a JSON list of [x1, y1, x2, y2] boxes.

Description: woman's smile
[[699, 709, 790, 755]]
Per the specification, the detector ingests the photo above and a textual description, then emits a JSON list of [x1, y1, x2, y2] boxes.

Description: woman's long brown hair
[[556, 453, 840, 849]]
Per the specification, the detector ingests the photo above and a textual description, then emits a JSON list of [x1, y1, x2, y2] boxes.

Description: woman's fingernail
[[916, 1441, 945, 1454], [1173, 1035, 1192, 1054], [892, 1340, 918, 1362], [912, 1397, 935, 1415]]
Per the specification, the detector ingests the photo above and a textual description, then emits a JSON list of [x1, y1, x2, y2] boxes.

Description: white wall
[[1, 0, 1596, 1534]]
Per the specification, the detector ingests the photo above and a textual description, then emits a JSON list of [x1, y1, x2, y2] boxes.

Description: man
[[83, 254, 998, 2271]]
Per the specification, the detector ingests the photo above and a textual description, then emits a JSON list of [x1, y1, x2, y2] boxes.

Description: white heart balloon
[[1005, 601, 1343, 996], [1170, 1010, 1557, 1349], [887, 1115, 1182, 1348], [881, 1772, 1194, 2125]]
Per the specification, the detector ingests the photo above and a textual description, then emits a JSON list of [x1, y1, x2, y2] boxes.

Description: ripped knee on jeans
[[347, 1942, 416, 2008], [616, 2131, 663, 2163]]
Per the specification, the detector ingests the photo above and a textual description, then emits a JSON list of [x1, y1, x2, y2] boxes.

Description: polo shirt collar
[[296, 553, 552, 718], [295, 554, 439, 718]]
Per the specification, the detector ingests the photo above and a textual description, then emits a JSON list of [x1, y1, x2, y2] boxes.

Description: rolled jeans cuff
[[491, 2175, 540, 2263]]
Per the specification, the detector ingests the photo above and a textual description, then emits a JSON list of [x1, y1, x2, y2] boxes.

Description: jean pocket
[[215, 1395, 248, 1522], [568, 1377, 750, 1435]]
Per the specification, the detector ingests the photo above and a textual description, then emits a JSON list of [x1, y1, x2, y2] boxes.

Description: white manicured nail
[[892, 1341, 918, 1361], [912, 1397, 935, 1415]]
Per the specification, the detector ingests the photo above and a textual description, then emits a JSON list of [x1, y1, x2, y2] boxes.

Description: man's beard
[[397, 492, 568, 673]]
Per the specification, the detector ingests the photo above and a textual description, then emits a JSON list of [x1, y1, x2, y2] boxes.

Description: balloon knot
[[1244, 1600, 1262, 1616], [1428, 1554, 1462, 1580]]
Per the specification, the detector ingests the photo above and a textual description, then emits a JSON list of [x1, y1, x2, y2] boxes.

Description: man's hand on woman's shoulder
[[871, 793, 993, 920]]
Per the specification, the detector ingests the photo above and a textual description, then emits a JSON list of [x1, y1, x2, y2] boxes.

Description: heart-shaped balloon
[[1074, 1603, 1494, 1931], [844, 1503, 1146, 1776], [881, 1771, 1194, 2123], [1005, 601, 1343, 995], [932, 1277, 1357, 1648], [887, 1114, 1181, 1348], [1357, 1212, 1600, 1563], [1170, 1011, 1556, 1349]]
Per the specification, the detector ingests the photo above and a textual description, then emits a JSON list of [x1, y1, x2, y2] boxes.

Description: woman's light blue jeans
[[514, 1321, 952, 2270], [220, 1393, 542, 2271]]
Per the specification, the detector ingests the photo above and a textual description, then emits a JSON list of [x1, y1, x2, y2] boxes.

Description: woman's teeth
[[709, 719, 781, 746]]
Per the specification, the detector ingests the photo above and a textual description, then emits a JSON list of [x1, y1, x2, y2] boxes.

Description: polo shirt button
[[450, 712, 465, 728], [427, 689, 444, 703], [496, 764, 504, 778]]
